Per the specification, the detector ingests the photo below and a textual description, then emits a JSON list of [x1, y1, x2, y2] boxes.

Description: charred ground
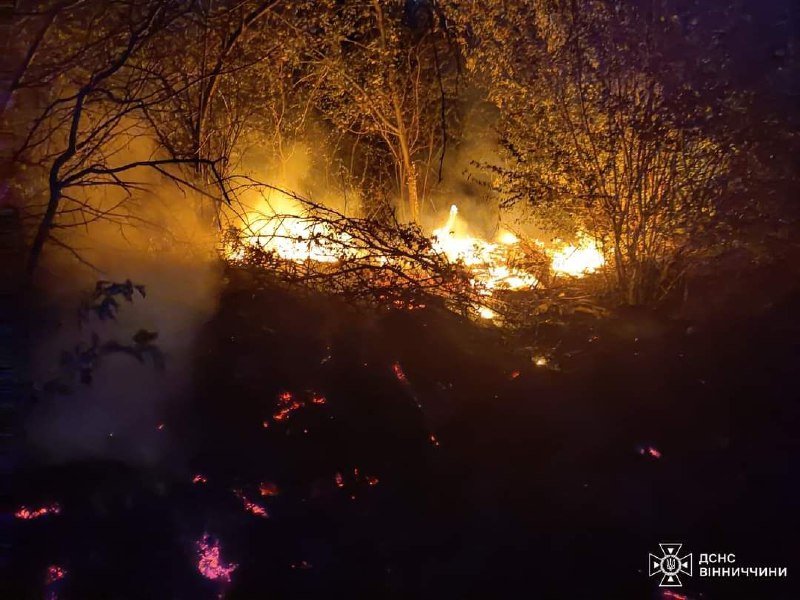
[[8, 264, 800, 599]]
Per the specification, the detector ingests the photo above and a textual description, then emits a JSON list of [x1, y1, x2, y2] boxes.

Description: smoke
[[420, 96, 552, 243], [223, 133, 357, 228], [28, 155, 222, 466], [421, 95, 573, 246], [23, 96, 553, 466]]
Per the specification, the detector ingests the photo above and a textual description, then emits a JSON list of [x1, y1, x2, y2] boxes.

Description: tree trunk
[[371, 0, 420, 223], [403, 155, 420, 223]]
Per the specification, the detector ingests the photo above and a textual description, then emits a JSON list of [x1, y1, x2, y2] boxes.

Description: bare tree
[[443, 0, 746, 304], [8, 0, 232, 274], [286, 0, 459, 222]]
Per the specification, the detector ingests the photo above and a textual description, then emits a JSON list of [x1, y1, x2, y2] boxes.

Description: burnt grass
[[9, 270, 800, 599]]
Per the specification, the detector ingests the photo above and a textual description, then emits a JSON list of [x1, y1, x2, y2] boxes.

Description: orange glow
[[225, 198, 605, 314], [550, 234, 604, 277], [196, 534, 238, 582], [392, 362, 408, 383], [233, 490, 269, 518], [273, 391, 304, 422], [15, 503, 61, 520], [431, 205, 539, 293], [259, 482, 280, 497]]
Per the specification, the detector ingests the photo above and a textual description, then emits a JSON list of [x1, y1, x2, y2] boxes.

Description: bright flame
[[238, 213, 347, 263], [431, 205, 538, 292], [497, 231, 519, 245], [226, 195, 604, 312], [223, 187, 352, 263], [550, 235, 604, 277], [477, 306, 497, 319]]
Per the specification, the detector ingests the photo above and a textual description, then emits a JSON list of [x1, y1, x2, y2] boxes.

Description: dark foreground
[[8, 272, 800, 599]]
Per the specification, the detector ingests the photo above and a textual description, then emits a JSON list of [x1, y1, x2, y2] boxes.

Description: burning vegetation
[[222, 191, 607, 326], [7, 0, 787, 313], [4, 0, 799, 598], [14, 503, 62, 520], [196, 534, 238, 583]]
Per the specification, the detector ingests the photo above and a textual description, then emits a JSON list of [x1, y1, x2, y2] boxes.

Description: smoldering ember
[[1, 1, 798, 598]]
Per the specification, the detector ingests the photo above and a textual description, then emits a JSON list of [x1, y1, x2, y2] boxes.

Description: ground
[[9, 269, 800, 599]]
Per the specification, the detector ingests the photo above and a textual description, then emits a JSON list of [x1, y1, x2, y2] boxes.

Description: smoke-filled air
[[4, 1, 798, 598]]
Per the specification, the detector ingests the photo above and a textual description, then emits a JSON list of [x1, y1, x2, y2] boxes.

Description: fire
[[226, 196, 605, 313], [259, 481, 280, 497], [237, 212, 349, 263], [196, 534, 238, 582], [272, 391, 304, 422], [639, 445, 662, 459], [45, 565, 67, 585], [233, 489, 269, 518], [431, 205, 539, 293], [550, 235, 604, 277], [334, 468, 380, 495], [477, 306, 497, 319], [15, 502, 61, 520], [392, 361, 408, 384], [269, 390, 327, 424]]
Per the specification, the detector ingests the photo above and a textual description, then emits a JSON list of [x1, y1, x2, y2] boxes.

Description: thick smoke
[[28, 167, 222, 466], [24, 101, 537, 466]]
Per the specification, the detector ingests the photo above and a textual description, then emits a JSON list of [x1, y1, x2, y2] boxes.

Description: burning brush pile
[[223, 192, 605, 324]]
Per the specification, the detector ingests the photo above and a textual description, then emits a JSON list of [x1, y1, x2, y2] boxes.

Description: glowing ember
[[334, 468, 380, 494], [273, 391, 304, 422], [392, 362, 408, 383], [233, 490, 269, 518], [192, 474, 208, 484], [268, 390, 329, 425], [45, 565, 67, 585], [196, 534, 238, 582], [550, 235, 604, 277], [259, 481, 280, 497], [15, 502, 61, 520], [533, 356, 548, 367], [429, 433, 440, 447], [643, 446, 662, 459]]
